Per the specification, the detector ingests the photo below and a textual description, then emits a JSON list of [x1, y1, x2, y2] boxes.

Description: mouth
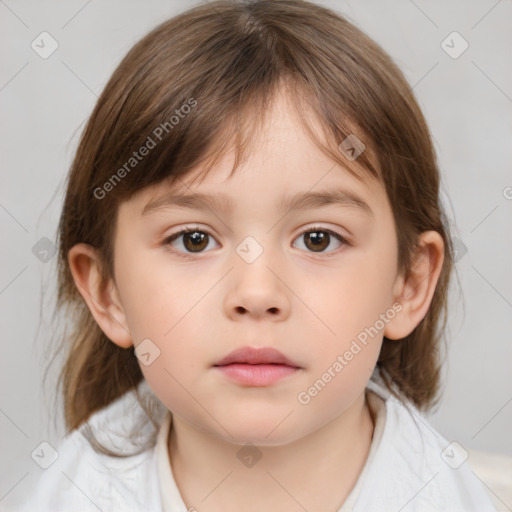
[[213, 346, 301, 386], [213, 346, 300, 367]]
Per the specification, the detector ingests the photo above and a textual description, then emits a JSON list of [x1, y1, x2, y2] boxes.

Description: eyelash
[[163, 225, 349, 258]]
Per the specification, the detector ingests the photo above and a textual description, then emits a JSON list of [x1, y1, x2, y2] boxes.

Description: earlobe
[[384, 231, 445, 340], [67, 243, 133, 348]]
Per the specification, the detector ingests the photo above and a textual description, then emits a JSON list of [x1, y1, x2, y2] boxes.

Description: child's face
[[112, 90, 402, 445]]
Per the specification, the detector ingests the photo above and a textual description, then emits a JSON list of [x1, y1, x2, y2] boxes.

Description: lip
[[213, 346, 301, 387], [213, 346, 300, 367]]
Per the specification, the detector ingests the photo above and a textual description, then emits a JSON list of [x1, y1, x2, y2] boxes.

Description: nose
[[223, 251, 291, 322]]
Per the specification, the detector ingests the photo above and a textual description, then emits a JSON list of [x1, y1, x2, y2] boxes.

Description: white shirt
[[4, 377, 497, 511]]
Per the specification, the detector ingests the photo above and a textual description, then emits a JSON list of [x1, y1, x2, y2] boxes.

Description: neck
[[168, 391, 375, 512]]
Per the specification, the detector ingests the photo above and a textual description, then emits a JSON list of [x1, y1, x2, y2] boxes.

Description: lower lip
[[214, 363, 299, 386]]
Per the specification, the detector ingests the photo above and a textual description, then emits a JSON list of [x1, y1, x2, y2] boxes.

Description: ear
[[384, 231, 445, 340], [67, 243, 133, 348]]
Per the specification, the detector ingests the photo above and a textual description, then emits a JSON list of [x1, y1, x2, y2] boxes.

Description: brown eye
[[294, 228, 345, 254], [304, 231, 329, 251], [165, 228, 218, 254], [182, 231, 209, 252]]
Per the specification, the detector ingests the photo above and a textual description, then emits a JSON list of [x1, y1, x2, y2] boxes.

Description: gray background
[[1, 0, 511, 502]]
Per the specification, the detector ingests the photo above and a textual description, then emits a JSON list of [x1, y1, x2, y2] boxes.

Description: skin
[[69, 85, 444, 511]]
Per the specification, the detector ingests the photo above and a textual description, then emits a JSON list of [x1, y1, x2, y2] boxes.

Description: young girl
[[7, 0, 497, 510]]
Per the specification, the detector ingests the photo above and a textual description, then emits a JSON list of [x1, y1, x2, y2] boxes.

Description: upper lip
[[213, 346, 300, 367]]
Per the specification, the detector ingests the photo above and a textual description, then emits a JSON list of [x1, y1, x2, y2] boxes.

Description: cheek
[[303, 246, 396, 379], [316, 257, 396, 336], [127, 287, 211, 415], [115, 248, 194, 340], [115, 250, 213, 374], [297, 277, 385, 413], [138, 316, 223, 424]]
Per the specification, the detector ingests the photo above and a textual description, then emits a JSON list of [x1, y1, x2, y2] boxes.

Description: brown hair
[[53, 0, 453, 454]]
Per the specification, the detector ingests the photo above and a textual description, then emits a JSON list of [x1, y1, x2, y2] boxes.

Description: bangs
[[149, 78, 380, 196], [88, 5, 386, 207]]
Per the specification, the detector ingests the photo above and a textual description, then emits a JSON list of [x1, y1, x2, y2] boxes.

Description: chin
[[212, 415, 308, 448]]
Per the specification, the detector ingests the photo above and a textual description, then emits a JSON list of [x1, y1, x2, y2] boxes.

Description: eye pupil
[[305, 231, 329, 252], [184, 231, 208, 251]]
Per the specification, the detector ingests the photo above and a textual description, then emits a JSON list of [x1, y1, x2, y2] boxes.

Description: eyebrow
[[141, 188, 373, 218]]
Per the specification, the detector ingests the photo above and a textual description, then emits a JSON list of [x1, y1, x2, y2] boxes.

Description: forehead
[[123, 84, 386, 219]]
